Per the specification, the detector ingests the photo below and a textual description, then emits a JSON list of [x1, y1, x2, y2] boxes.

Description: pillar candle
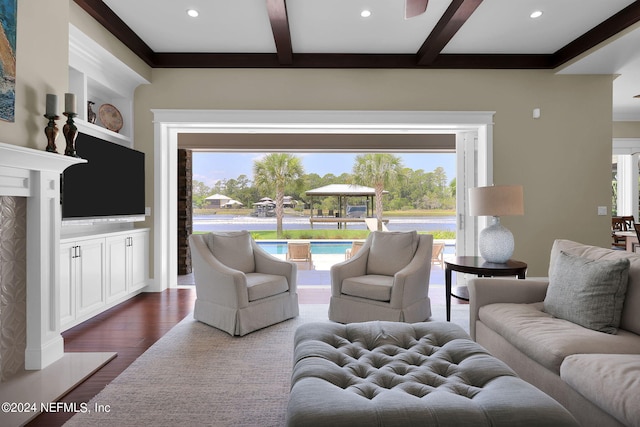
[[45, 94, 57, 116], [64, 93, 76, 114]]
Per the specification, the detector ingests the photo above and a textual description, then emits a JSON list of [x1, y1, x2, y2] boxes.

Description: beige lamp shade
[[468, 185, 524, 217]]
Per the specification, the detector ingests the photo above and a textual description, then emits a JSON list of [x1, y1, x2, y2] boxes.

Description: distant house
[[283, 196, 297, 208], [204, 193, 231, 209]]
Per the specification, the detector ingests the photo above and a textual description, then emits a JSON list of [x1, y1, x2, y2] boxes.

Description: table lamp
[[468, 185, 524, 263]]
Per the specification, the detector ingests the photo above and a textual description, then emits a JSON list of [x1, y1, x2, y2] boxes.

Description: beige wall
[[0, 1, 152, 149], [134, 68, 613, 276], [614, 121, 640, 138], [4, 4, 620, 278], [0, 0, 68, 149]]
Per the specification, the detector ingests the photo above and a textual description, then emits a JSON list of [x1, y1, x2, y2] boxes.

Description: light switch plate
[[597, 206, 607, 216]]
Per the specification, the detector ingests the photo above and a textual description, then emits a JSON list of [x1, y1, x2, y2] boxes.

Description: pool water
[[257, 240, 456, 256], [257, 241, 352, 255]]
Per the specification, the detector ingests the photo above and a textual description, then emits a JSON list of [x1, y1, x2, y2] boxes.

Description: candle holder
[[44, 114, 60, 153], [63, 112, 79, 157]]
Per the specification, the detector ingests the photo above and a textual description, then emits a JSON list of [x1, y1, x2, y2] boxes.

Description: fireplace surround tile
[[0, 196, 27, 380]]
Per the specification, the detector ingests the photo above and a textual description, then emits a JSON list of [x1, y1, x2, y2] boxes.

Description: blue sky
[[193, 152, 456, 187]]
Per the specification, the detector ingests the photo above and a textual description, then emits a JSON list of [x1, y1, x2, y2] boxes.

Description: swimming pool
[[257, 241, 353, 255], [257, 240, 456, 256]]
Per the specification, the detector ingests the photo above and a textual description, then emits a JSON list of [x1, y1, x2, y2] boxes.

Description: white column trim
[[613, 138, 640, 220], [0, 142, 85, 370]]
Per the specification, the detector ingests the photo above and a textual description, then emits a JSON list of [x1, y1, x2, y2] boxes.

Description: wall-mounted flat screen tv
[[61, 132, 145, 221]]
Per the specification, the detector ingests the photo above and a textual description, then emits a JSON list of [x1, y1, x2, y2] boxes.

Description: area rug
[[64, 303, 469, 427]]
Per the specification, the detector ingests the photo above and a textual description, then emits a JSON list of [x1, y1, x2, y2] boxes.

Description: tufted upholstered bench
[[286, 321, 578, 427]]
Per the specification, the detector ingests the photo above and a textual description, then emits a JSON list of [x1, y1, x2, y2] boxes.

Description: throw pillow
[[544, 250, 630, 334], [205, 231, 255, 273], [366, 231, 419, 276]]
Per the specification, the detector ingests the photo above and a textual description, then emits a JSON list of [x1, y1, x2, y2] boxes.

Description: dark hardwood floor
[[27, 288, 196, 427]]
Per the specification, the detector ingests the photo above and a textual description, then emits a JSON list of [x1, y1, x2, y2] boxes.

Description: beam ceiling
[[74, 0, 640, 70]]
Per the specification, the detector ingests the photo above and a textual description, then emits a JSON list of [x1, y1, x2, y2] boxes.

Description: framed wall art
[[0, 0, 16, 122]]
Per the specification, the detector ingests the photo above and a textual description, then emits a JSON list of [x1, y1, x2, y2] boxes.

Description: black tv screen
[[61, 133, 145, 220]]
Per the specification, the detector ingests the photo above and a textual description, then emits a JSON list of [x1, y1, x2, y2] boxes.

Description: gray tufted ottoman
[[286, 321, 578, 427]]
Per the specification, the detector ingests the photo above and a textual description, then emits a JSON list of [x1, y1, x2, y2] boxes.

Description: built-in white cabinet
[[60, 237, 104, 328], [105, 231, 149, 303], [60, 228, 149, 331]]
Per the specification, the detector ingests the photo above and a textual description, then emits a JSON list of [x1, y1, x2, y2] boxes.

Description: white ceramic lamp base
[[479, 216, 514, 263]]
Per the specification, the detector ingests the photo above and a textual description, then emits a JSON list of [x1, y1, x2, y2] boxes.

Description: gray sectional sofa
[[469, 239, 640, 427]]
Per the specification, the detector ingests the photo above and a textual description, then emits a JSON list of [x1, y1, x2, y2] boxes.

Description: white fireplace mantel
[[0, 142, 85, 369]]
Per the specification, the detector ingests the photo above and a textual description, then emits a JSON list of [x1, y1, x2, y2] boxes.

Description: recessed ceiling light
[[530, 10, 543, 19], [361, 10, 372, 18], [187, 9, 199, 18]]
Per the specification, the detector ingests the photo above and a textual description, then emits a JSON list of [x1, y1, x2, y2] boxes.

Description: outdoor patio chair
[[189, 231, 299, 336], [329, 231, 433, 323], [344, 240, 365, 260], [286, 241, 313, 270], [431, 242, 445, 268]]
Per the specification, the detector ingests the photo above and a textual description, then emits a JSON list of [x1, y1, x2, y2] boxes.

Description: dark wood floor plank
[[27, 289, 196, 426]]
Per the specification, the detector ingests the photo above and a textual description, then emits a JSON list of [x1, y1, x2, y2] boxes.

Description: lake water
[[193, 215, 456, 233]]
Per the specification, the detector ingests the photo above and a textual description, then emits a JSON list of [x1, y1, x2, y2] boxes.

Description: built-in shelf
[[63, 26, 152, 332], [68, 24, 149, 147]]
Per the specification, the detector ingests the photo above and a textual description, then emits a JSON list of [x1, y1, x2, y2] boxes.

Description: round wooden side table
[[445, 256, 527, 321]]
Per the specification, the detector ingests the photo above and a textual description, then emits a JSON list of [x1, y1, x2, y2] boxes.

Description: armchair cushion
[[205, 231, 255, 273], [245, 273, 289, 302], [544, 251, 630, 334], [366, 231, 418, 276], [342, 275, 393, 302]]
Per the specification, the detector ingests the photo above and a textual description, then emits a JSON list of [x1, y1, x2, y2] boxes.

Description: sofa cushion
[[544, 250, 629, 334], [478, 302, 640, 374], [342, 275, 394, 302], [550, 239, 640, 335], [366, 231, 418, 276], [206, 231, 255, 273], [561, 354, 640, 427]]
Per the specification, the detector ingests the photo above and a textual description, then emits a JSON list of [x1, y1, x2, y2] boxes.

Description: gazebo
[[305, 184, 389, 229]]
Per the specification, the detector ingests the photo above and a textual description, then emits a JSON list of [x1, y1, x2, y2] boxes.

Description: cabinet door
[[76, 238, 106, 318], [129, 230, 149, 292], [59, 242, 77, 329], [105, 236, 128, 302]]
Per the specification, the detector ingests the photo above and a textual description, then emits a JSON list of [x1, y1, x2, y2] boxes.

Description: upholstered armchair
[[329, 231, 433, 323], [189, 231, 299, 336]]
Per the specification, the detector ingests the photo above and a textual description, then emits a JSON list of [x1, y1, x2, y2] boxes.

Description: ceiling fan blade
[[405, 0, 429, 18]]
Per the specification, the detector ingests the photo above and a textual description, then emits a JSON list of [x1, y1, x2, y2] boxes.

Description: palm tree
[[253, 153, 304, 237], [352, 153, 404, 230]]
